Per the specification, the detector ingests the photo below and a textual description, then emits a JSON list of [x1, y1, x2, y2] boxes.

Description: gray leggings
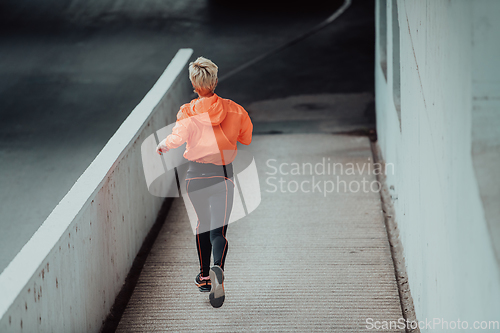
[[186, 162, 234, 277]]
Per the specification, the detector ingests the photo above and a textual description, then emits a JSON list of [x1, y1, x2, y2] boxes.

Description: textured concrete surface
[[0, 0, 374, 274], [471, 0, 500, 264], [375, 0, 500, 325], [116, 134, 403, 332]]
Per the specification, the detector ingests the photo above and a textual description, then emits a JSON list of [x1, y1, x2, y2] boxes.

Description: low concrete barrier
[[0, 48, 193, 332]]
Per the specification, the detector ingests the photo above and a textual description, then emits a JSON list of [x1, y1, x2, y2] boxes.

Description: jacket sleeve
[[164, 107, 190, 149], [237, 111, 253, 145]]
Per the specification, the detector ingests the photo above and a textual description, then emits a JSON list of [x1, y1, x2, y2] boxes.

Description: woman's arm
[[156, 109, 190, 154]]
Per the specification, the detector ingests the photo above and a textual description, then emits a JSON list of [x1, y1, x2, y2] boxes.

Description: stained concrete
[[248, 93, 375, 134]]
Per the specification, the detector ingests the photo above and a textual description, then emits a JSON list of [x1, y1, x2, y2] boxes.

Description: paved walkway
[[116, 134, 403, 332]]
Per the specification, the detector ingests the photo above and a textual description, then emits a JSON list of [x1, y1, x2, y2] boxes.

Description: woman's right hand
[[156, 139, 169, 155]]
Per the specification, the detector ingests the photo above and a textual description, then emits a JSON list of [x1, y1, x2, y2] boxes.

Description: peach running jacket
[[164, 94, 253, 165]]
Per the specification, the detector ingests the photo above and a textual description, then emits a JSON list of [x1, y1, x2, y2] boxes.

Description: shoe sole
[[209, 266, 225, 308]]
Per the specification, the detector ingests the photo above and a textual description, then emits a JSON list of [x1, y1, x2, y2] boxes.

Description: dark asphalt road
[[0, 0, 374, 273]]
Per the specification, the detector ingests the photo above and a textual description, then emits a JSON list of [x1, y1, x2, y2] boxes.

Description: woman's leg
[[186, 179, 212, 277], [209, 178, 234, 270]]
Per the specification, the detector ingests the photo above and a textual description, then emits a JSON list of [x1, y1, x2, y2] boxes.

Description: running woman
[[156, 56, 253, 308]]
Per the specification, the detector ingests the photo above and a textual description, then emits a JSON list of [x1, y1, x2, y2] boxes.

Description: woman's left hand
[[156, 140, 169, 155]]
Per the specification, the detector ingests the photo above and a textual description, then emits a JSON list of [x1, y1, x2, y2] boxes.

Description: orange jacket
[[164, 94, 253, 165]]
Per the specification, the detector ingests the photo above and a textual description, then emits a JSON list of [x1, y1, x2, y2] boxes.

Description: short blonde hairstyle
[[189, 56, 218, 92]]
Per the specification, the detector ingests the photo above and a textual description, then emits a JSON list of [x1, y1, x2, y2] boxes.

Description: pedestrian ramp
[[116, 134, 404, 332]]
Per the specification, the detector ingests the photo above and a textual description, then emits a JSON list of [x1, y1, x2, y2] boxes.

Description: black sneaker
[[209, 265, 225, 308], [195, 273, 211, 292]]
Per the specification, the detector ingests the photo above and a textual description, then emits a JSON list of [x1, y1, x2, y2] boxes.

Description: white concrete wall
[[0, 48, 193, 332], [375, 0, 500, 329], [471, 0, 500, 264]]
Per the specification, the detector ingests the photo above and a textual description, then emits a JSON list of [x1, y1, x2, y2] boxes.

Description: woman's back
[[167, 93, 252, 165]]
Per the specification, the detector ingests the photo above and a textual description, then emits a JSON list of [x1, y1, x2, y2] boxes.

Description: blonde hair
[[189, 56, 218, 92]]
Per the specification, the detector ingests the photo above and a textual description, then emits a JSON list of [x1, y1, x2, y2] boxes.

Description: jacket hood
[[188, 94, 227, 126]]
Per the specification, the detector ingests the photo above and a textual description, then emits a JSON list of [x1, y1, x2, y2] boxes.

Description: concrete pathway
[[116, 134, 403, 332]]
